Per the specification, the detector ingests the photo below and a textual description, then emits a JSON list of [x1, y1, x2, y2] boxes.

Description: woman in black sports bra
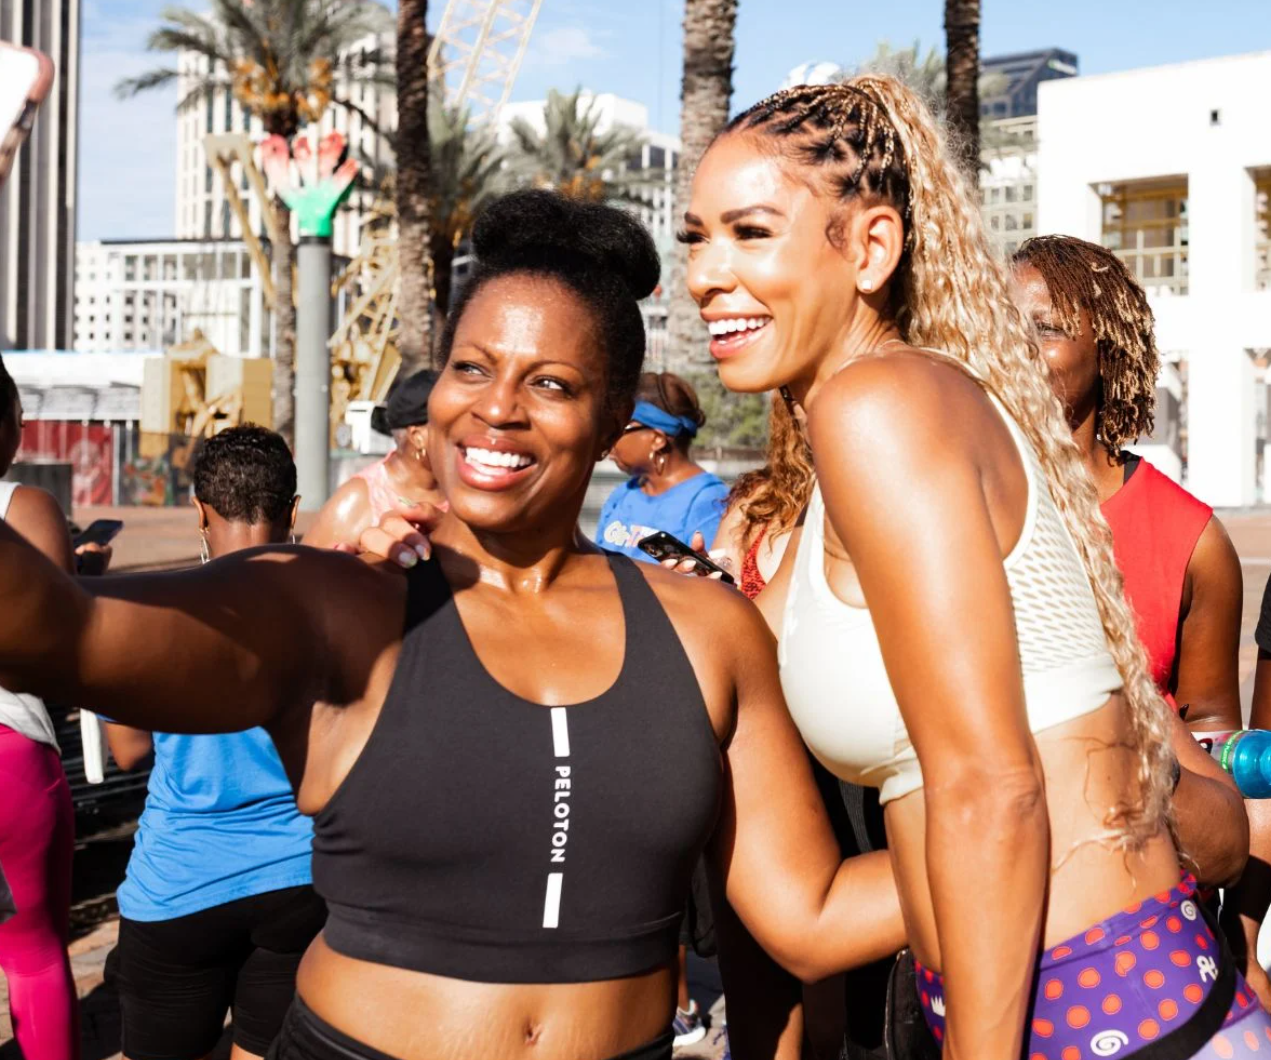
[[0, 191, 904, 1060]]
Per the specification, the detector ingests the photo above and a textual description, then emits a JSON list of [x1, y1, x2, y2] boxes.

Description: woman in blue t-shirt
[[105, 426, 325, 1060], [595, 372, 726, 1046], [597, 372, 728, 567]]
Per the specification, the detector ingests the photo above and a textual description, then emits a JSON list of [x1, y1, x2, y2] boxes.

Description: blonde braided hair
[[728, 76, 1174, 848], [1013, 235, 1160, 454]]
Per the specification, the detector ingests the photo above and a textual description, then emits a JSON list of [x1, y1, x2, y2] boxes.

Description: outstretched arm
[[708, 591, 905, 985], [0, 520, 391, 734]]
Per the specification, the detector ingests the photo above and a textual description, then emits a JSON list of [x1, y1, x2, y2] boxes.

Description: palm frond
[[115, 66, 180, 100]]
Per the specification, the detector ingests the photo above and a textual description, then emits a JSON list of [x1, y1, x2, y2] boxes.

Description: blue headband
[[632, 400, 699, 438]]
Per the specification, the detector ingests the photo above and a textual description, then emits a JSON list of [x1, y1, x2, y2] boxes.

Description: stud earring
[[860, 277, 874, 292]]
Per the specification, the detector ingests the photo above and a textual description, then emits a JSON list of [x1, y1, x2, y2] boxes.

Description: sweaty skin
[[0, 273, 905, 1060], [680, 130, 1207, 1060]]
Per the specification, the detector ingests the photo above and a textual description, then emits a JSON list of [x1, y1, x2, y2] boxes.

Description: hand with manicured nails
[[345, 502, 446, 569]]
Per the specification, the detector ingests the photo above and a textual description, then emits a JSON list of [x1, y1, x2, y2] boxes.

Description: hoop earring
[[415, 446, 426, 464], [290, 532, 297, 545], [780, 386, 796, 411], [654, 450, 669, 476], [198, 529, 209, 565]]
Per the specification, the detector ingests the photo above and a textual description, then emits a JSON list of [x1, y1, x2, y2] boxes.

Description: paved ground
[[4, 503, 1271, 1057]]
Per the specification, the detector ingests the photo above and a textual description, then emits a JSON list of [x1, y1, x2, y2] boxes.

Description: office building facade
[[0, 0, 79, 350]]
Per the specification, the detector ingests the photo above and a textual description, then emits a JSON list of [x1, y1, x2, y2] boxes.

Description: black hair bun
[[472, 189, 661, 301]]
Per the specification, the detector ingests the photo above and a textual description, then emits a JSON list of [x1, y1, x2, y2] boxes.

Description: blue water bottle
[[1202, 730, 1271, 798]]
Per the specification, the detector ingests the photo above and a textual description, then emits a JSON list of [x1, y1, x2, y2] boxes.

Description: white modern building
[[1037, 51, 1271, 507], [0, 0, 80, 350], [74, 239, 269, 357], [174, 33, 395, 258], [981, 117, 1040, 257]]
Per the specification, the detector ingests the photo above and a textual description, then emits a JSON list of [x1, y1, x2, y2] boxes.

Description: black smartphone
[[73, 519, 124, 549], [637, 531, 735, 584]]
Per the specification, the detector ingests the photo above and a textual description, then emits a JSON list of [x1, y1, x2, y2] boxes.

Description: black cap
[[378, 370, 439, 433]]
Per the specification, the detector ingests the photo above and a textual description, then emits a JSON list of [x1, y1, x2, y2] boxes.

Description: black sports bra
[[311, 553, 722, 983]]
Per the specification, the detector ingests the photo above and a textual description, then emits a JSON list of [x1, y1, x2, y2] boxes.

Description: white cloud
[[523, 25, 608, 70]]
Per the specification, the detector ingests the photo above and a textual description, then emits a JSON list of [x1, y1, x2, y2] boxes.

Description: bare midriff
[[296, 935, 677, 1060], [886, 693, 1181, 973]]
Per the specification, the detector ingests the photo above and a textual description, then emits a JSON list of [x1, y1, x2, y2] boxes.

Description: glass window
[[1023, 184, 1034, 202], [1005, 186, 1017, 203]]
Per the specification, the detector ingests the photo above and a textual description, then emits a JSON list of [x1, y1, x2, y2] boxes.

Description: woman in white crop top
[[680, 76, 1265, 1059]]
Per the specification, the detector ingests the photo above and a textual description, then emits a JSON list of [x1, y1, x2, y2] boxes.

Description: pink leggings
[[0, 725, 78, 1060]]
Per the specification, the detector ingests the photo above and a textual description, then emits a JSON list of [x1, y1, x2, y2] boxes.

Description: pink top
[[354, 456, 406, 527], [353, 455, 447, 526]]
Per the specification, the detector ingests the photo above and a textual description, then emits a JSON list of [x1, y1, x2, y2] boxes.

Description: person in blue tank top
[[596, 372, 728, 566], [105, 426, 324, 1060]]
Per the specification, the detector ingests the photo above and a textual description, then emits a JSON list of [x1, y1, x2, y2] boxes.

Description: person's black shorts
[[115, 884, 328, 1060]]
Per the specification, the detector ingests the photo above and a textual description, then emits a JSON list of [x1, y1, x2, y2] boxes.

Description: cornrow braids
[[1013, 236, 1159, 454], [729, 82, 911, 225], [727, 75, 1175, 851]]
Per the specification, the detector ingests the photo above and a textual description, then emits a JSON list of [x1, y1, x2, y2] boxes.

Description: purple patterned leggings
[[914, 876, 1271, 1059]]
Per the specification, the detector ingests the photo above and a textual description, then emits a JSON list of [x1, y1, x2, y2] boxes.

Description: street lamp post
[[264, 132, 357, 510]]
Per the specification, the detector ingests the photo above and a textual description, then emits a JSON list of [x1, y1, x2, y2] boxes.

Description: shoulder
[[5, 486, 73, 568], [808, 350, 988, 458], [637, 560, 772, 653], [304, 477, 372, 547], [6, 483, 67, 527], [807, 351, 995, 504], [1189, 513, 1240, 592], [1136, 460, 1213, 520]]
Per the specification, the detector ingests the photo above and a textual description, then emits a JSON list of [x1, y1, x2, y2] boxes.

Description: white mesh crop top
[[778, 382, 1122, 806]]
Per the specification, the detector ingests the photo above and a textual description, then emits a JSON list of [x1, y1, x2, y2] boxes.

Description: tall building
[[0, 0, 80, 350], [982, 48, 1078, 120], [1037, 50, 1271, 506], [174, 32, 395, 258], [74, 239, 269, 357]]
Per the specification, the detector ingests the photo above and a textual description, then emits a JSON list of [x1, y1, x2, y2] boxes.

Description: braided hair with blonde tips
[[1013, 235, 1160, 455], [727, 76, 1176, 849]]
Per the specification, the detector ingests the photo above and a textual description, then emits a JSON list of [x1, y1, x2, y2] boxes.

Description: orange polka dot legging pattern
[[912, 877, 1271, 1058]]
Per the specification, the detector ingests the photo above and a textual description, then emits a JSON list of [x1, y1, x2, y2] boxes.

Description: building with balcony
[[1037, 51, 1271, 506]]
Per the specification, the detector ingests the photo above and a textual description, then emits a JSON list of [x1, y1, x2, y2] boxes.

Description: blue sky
[[79, 0, 1271, 241]]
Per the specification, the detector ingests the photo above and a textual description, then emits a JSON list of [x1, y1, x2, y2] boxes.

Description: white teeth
[[464, 447, 533, 471], [706, 317, 770, 337]]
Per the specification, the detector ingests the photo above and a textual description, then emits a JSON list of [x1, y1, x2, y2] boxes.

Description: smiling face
[[427, 272, 620, 534], [683, 132, 867, 394], [1010, 263, 1100, 432]]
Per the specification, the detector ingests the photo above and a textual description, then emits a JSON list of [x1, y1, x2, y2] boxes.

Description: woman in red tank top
[[1010, 236, 1271, 1007]]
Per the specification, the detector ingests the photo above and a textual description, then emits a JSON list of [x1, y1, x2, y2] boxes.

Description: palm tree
[[666, 0, 738, 371], [396, 0, 432, 371], [427, 102, 506, 331], [506, 87, 648, 202], [116, 0, 392, 443], [944, 0, 982, 182]]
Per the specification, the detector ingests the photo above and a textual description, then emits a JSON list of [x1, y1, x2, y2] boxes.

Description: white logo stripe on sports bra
[[544, 707, 572, 928]]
